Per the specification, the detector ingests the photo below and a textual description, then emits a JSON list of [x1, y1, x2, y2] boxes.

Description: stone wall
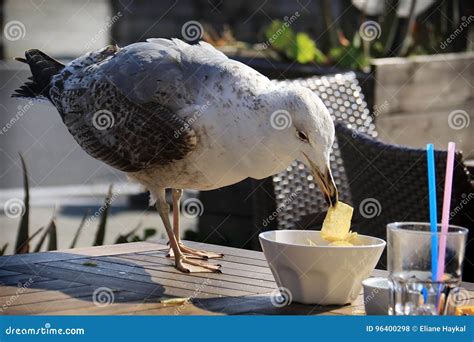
[[3, 0, 111, 59], [372, 52, 474, 159]]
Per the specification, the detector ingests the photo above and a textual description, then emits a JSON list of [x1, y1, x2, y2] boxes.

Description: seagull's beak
[[303, 154, 338, 207]]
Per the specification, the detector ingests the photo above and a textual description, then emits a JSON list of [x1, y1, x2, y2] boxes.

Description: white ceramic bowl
[[259, 230, 386, 305], [362, 277, 390, 315]]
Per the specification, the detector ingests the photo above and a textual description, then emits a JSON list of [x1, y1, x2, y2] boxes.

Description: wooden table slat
[[1, 285, 99, 307], [3, 261, 253, 298], [124, 251, 273, 275], [2, 290, 161, 315], [0, 270, 22, 278], [150, 239, 267, 261], [0, 274, 51, 287], [145, 249, 271, 268], [0, 242, 167, 267], [65, 258, 275, 293], [42, 260, 254, 297], [0, 279, 86, 297], [86, 255, 276, 287], [119, 253, 276, 282]]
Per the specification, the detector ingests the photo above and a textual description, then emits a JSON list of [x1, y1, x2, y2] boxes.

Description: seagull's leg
[[172, 188, 183, 241], [155, 189, 220, 273], [168, 188, 223, 260], [166, 188, 183, 257]]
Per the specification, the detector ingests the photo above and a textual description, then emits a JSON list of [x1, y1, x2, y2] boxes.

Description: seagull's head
[[272, 86, 338, 207]]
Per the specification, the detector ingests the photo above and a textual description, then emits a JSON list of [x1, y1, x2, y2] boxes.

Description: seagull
[[12, 38, 338, 273]]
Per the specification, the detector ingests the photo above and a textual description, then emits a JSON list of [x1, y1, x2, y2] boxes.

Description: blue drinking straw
[[422, 287, 428, 303], [426, 144, 438, 281]]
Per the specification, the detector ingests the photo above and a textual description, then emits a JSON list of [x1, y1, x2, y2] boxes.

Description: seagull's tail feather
[[11, 49, 64, 101]]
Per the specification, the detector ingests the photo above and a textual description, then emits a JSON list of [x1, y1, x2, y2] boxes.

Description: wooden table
[[1, 240, 472, 315]]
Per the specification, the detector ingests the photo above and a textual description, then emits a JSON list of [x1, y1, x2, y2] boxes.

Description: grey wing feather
[[57, 78, 197, 173], [101, 41, 228, 107]]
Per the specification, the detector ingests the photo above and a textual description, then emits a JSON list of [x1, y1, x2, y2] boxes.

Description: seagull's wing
[[66, 95, 196, 173], [102, 39, 229, 110], [53, 43, 198, 172]]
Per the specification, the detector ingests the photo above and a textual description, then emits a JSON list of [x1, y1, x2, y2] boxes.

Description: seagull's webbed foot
[[180, 244, 224, 259], [176, 255, 222, 273], [167, 244, 224, 260]]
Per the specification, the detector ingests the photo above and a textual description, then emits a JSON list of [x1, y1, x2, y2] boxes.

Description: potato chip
[[321, 201, 354, 242], [160, 297, 190, 305], [329, 240, 353, 247], [456, 306, 474, 316], [346, 231, 359, 244]]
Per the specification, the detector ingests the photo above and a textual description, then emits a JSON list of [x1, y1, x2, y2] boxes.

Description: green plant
[[33, 216, 57, 252], [34, 225, 49, 252], [0, 244, 8, 256], [262, 1, 467, 71], [3, 154, 158, 256], [264, 20, 327, 65], [46, 217, 57, 251], [93, 185, 113, 246], [16, 226, 43, 254], [82, 261, 97, 267], [15, 154, 30, 254], [328, 34, 370, 71], [114, 222, 157, 244], [69, 210, 89, 248]]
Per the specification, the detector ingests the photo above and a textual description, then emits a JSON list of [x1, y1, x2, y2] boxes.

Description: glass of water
[[387, 222, 468, 315]]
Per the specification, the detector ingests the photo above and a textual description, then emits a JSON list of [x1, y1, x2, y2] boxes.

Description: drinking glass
[[387, 222, 468, 315]]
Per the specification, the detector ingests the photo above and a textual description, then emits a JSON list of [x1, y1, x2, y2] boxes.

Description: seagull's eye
[[297, 130, 309, 142]]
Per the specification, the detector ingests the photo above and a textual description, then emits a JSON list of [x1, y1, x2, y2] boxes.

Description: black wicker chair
[[336, 122, 473, 239], [336, 123, 473, 274]]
